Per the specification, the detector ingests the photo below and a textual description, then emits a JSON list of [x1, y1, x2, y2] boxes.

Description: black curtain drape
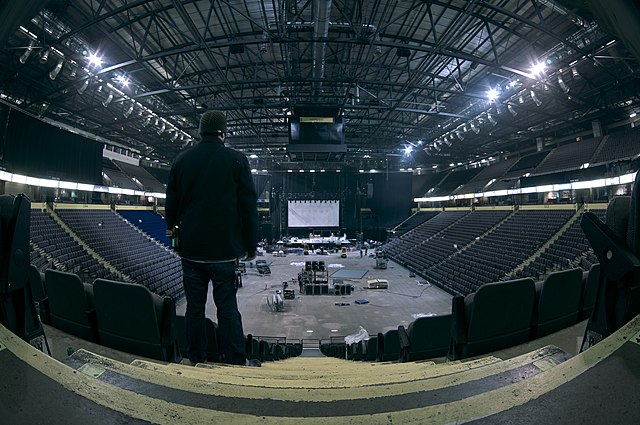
[[3, 110, 103, 184]]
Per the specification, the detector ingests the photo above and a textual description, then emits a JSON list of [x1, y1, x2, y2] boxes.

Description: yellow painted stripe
[[1, 315, 637, 424], [83, 349, 543, 402]]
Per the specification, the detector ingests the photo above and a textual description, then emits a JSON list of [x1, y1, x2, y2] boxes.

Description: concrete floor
[[175, 249, 453, 342]]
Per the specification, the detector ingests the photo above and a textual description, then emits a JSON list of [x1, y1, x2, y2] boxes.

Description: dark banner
[[3, 110, 103, 184]]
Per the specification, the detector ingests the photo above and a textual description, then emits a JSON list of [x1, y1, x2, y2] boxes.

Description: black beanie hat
[[199, 110, 227, 135]]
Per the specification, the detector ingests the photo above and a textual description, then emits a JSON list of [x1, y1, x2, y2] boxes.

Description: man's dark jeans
[[181, 259, 246, 364]]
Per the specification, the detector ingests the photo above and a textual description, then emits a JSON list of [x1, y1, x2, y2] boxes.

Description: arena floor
[[175, 249, 453, 342]]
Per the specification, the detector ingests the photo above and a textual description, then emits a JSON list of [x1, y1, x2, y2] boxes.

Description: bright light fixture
[[404, 146, 413, 155], [530, 62, 546, 76], [88, 52, 102, 67], [487, 88, 499, 101]]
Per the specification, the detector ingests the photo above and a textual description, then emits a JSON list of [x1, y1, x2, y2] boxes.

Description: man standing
[[166, 110, 259, 366]]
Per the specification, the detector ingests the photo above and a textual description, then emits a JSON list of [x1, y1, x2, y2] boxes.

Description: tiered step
[[2, 316, 640, 424]]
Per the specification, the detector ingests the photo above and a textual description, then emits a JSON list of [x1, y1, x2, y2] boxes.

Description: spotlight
[[508, 104, 518, 116], [39, 49, 49, 63], [102, 92, 113, 107], [404, 146, 413, 156], [77, 79, 89, 94], [142, 116, 152, 127], [571, 67, 581, 79], [433, 143, 441, 152], [157, 121, 166, 134], [558, 76, 570, 93], [518, 95, 524, 104], [496, 104, 503, 114], [530, 62, 546, 77], [487, 87, 499, 101], [471, 121, 480, 134], [68, 66, 77, 79], [487, 112, 497, 126], [88, 52, 102, 68], [19, 42, 34, 64], [49, 59, 63, 80], [444, 138, 452, 147], [456, 131, 464, 141], [171, 131, 179, 142], [530, 90, 542, 106], [123, 101, 135, 118]]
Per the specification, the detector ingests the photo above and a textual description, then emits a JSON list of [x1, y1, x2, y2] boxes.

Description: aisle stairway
[[2, 315, 640, 424]]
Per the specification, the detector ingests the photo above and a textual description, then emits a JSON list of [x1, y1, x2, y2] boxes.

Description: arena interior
[[1, 1, 640, 424]]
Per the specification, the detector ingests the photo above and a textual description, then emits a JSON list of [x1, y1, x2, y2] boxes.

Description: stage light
[[171, 131, 179, 142], [158, 121, 166, 134], [471, 121, 480, 134], [19, 42, 34, 64], [518, 95, 524, 104], [404, 146, 413, 156], [487, 112, 497, 126], [115, 75, 129, 87], [508, 104, 518, 116], [456, 132, 464, 141], [530, 62, 546, 77], [68, 66, 77, 79], [487, 87, 499, 101], [123, 101, 134, 118], [39, 49, 49, 63], [558, 76, 570, 93], [49, 59, 63, 80], [142, 116, 152, 127], [102, 92, 113, 107], [77, 79, 89, 95], [530, 90, 542, 106], [571, 67, 581, 79], [88, 52, 102, 67]]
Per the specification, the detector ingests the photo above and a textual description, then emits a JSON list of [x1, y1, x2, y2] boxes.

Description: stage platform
[[330, 268, 368, 280]]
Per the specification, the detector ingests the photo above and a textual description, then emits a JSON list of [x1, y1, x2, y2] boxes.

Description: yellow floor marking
[[1, 315, 637, 424], [71, 347, 556, 402]]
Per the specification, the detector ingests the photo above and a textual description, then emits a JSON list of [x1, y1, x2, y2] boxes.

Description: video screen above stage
[[287, 200, 340, 228]]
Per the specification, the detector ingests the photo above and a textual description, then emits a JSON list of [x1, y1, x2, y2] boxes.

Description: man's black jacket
[[165, 135, 257, 261]]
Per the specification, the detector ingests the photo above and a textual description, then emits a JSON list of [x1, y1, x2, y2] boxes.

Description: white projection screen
[[287, 200, 340, 228]]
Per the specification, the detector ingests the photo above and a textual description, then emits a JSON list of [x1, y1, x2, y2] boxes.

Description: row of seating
[[117, 209, 171, 247], [323, 265, 599, 362], [33, 267, 300, 364], [30, 210, 118, 281], [450, 266, 597, 359], [31, 267, 179, 362], [56, 209, 183, 299], [419, 133, 637, 197], [387, 209, 577, 296]]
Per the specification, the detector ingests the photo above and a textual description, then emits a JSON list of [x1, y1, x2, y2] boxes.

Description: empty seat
[[364, 334, 381, 361], [28, 265, 49, 325], [380, 329, 400, 361], [532, 268, 584, 338], [400, 314, 452, 361], [92, 279, 179, 362], [579, 263, 600, 321], [449, 278, 536, 360], [44, 269, 98, 342]]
